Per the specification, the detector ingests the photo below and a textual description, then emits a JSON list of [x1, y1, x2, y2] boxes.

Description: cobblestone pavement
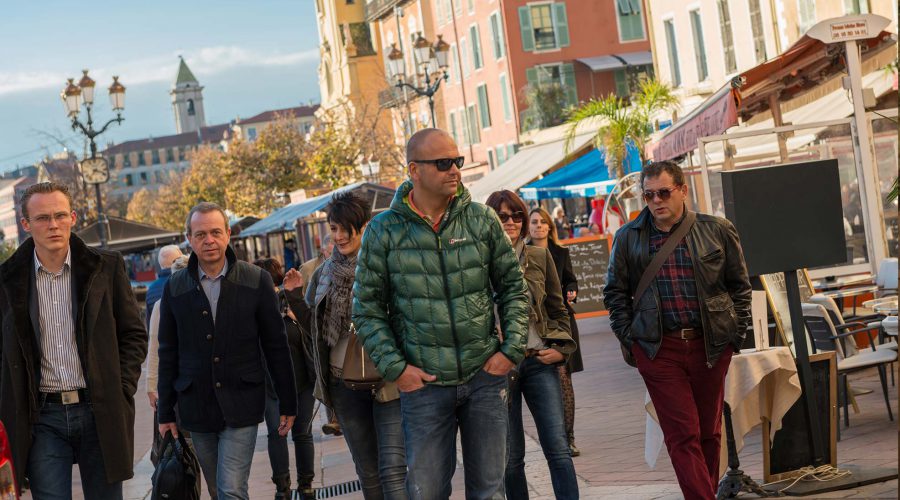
[[25, 316, 898, 499]]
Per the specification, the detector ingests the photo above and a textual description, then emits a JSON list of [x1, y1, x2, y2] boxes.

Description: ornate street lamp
[[60, 69, 126, 249], [389, 33, 450, 128]]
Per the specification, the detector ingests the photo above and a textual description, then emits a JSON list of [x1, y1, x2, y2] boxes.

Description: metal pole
[[844, 39, 888, 269], [94, 182, 107, 249]]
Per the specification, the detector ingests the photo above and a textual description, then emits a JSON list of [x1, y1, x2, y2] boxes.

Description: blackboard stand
[[716, 403, 781, 499]]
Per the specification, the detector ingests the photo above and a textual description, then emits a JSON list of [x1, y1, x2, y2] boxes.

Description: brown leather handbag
[[342, 323, 385, 391], [622, 211, 697, 367]]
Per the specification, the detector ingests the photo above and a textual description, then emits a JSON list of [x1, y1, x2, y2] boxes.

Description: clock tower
[[171, 56, 207, 134]]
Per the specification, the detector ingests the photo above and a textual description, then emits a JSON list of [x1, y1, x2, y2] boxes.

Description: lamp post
[[387, 33, 450, 128], [61, 70, 126, 249]]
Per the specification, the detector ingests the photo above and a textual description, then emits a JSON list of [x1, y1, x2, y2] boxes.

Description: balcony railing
[[364, 0, 402, 23]]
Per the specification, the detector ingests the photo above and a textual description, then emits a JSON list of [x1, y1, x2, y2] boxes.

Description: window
[[449, 111, 459, 144], [476, 84, 492, 128], [525, 63, 577, 107], [470, 25, 483, 70], [616, 0, 645, 41], [466, 105, 480, 143], [152, 149, 160, 165], [450, 44, 461, 83], [166, 148, 175, 163], [518, 3, 569, 52], [123, 154, 132, 168], [488, 149, 496, 170], [124, 174, 133, 187], [690, 10, 708, 81], [497, 146, 507, 165], [843, 0, 870, 14], [506, 143, 517, 160], [460, 38, 471, 77], [140, 172, 148, 185], [499, 73, 513, 122], [460, 108, 470, 147], [717, 0, 737, 73], [797, 0, 816, 35], [138, 152, 146, 166], [466, 0, 474, 14], [489, 12, 505, 59], [455, 0, 462, 16], [614, 70, 629, 97], [187, 99, 196, 116], [749, 0, 767, 63], [435, 0, 445, 25], [248, 127, 258, 141], [664, 20, 681, 87]]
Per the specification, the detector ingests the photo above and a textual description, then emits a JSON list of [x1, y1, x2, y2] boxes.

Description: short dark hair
[[325, 191, 372, 234], [253, 258, 285, 287], [185, 202, 229, 236], [641, 161, 686, 189], [485, 190, 529, 241], [20, 182, 74, 221]]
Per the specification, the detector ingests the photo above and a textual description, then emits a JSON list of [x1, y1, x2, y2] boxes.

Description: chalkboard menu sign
[[561, 236, 610, 315]]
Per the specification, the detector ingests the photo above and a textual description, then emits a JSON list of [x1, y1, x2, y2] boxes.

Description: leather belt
[[663, 328, 702, 340], [41, 389, 89, 405]]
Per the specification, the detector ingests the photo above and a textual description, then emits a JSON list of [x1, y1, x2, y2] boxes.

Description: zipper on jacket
[[436, 235, 464, 381]]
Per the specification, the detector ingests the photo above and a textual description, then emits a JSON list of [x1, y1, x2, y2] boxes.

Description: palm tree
[[564, 79, 679, 178]]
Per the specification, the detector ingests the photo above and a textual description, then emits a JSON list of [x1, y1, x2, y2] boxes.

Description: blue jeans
[[27, 400, 122, 500], [400, 368, 509, 500], [329, 379, 407, 500], [191, 425, 258, 500], [265, 385, 316, 487], [505, 357, 579, 499]]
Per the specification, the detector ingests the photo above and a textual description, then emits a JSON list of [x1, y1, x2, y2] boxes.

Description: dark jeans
[[505, 357, 579, 499], [329, 379, 407, 500], [27, 400, 122, 500], [264, 385, 316, 488], [633, 337, 733, 500], [400, 368, 508, 500]]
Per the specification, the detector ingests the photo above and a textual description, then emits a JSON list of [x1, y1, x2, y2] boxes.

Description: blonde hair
[[529, 207, 562, 246]]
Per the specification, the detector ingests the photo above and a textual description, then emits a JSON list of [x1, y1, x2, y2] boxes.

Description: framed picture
[[759, 269, 816, 355]]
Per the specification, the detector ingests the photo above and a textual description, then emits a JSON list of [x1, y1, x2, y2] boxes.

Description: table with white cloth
[[644, 346, 801, 476]]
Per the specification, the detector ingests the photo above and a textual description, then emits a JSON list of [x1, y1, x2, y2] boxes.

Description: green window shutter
[[491, 14, 505, 59], [467, 105, 481, 143], [614, 69, 628, 97], [477, 85, 492, 128], [449, 111, 458, 143], [471, 25, 483, 69], [561, 63, 577, 107], [526, 67, 538, 89], [500, 74, 512, 122], [552, 3, 570, 47], [518, 6, 535, 52]]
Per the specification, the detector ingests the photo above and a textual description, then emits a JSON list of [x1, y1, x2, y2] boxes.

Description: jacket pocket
[[240, 370, 265, 386], [705, 293, 737, 345]]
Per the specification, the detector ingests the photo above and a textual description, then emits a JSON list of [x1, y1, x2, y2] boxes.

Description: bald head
[[157, 244, 183, 269], [406, 128, 454, 163]]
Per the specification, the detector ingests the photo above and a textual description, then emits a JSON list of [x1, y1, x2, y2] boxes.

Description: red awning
[[651, 30, 896, 161]]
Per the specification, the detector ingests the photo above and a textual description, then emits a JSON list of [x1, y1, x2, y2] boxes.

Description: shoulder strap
[[633, 210, 697, 304]]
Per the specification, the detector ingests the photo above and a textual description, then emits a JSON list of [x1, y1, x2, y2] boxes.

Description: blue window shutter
[[561, 63, 577, 107], [518, 7, 535, 52], [552, 3, 570, 48]]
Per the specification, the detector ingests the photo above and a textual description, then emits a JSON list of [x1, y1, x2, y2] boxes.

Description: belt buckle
[[680, 329, 692, 340], [61, 390, 79, 405]]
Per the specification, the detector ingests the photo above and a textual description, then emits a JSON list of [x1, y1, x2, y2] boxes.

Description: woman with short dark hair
[[485, 190, 579, 500], [283, 191, 407, 500]]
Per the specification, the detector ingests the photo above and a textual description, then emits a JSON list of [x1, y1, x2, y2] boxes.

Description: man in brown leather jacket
[[604, 161, 752, 500]]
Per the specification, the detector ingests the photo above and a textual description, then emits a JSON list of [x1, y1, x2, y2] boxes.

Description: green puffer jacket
[[352, 180, 529, 385]]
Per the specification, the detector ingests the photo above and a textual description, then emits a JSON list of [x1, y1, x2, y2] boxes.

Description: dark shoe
[[296, 487, 316, 499], [273, 473, 292, 499], [321, 422, 342, 436], [569, 443, 581, 457]]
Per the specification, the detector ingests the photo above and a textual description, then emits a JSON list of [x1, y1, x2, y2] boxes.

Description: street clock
[[81, 157, 110, 184]]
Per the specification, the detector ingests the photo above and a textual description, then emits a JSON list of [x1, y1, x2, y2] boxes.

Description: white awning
[[467, 133, 595, 203], [578, 51, 653, 72]]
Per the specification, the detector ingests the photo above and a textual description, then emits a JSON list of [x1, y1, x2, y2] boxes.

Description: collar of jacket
[[187, 244, 237, 283], [628, 205, 691, 234], [389, 179, 470, 226]]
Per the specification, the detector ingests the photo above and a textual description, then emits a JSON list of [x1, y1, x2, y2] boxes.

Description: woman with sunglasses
[[527, 207, 583, 457], [485, 190, 579, 500], [282, 191, 407, 500]]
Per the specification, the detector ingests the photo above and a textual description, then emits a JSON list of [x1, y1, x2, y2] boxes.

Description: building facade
[[0, 177, 30, 245], [232, 105, 319, 141]]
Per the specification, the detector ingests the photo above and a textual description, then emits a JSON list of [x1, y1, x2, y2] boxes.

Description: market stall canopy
[[239, 182, 395, 237], [519, 145, 641, 200], [468, 133, 595, 202], [77, 216, 181, 253], [651, 29, 896, 161], [577, 51, 653, 72]]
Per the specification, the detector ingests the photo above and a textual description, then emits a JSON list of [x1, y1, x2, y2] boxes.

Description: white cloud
[[0, 46, 319, 96]]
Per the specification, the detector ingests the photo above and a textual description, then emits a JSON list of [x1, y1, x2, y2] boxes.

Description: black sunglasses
[[496, 211, 525, 223], [642, 187, 680, 202], [410, 156, 465, 171]]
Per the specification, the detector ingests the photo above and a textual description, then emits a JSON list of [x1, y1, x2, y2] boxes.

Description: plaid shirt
[[649, 221, 702, 331]]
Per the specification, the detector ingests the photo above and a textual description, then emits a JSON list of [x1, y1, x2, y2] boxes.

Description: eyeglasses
[[496, 211, 525, 223], [410, 157, 465, 172], [29, 212, 72, 226], [642, 187, 680, 202]]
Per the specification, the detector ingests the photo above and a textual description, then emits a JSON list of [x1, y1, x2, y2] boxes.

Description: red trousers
[[633, 336, 733, 500]]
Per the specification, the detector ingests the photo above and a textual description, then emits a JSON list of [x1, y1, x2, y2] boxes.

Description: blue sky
[[0, 0, 320, 172]]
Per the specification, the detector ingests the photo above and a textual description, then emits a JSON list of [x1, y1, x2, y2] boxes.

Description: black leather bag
[[151, 431, 201, 500]]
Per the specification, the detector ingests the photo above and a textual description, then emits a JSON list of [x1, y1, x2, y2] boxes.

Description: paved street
[[24, 316, 898, 499]]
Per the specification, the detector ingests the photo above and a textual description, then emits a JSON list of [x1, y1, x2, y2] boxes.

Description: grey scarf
[[323, 250, 357, 347]]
